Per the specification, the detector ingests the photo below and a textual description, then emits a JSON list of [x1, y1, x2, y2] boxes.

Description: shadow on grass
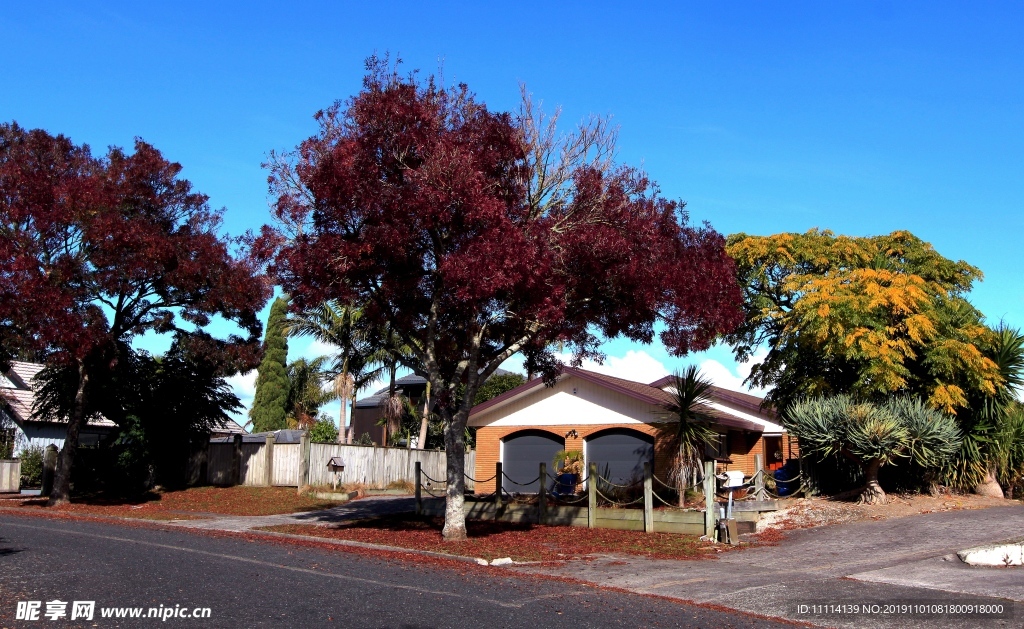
[[334, 513, 541, 539]]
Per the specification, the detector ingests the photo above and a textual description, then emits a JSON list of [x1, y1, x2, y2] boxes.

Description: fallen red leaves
[[13, 486, 339, 517], [261, 515, 720, 562]]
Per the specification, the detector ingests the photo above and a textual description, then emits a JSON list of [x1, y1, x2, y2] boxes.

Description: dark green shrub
[[19, 444, 44, 487]]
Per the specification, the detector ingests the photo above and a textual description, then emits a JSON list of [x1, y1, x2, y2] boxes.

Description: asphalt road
[[0, 515, 789, 628]]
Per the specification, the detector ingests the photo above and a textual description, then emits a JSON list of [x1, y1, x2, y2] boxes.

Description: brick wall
[[474, 422, 679, 494]]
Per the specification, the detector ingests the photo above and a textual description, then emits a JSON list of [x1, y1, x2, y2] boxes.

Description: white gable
[[468, 375, 672, 428]]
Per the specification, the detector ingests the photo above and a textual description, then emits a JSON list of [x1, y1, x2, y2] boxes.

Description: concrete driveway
[[511, 504, 1024, 628]]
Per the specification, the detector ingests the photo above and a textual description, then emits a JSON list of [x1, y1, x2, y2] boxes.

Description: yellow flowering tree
[[725, 229, 1000, 415]]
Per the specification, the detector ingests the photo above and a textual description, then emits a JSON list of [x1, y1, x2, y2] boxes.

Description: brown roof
[[1, 361, 116, 427], [469, 366, 767, 432], [648, 375, 773, 415]]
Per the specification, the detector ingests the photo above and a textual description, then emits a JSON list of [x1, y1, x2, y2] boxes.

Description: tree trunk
[[859, 459, 886, 505], [441, 405, 469, 541], [347, 392, 356, 444], [417, 381, 431, 449], [48, 361, 89, 506], [383, 363, 397, 447], [974, 465, 1004, 498], [676, 442, 688, 507]]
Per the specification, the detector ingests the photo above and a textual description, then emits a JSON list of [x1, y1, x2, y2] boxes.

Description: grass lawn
[[15, 486, 341, 518], [259, 514, 721, 562]]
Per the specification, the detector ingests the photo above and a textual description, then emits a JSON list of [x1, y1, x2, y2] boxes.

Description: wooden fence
[[197, 434, 473, 490], [0, 459, 19, 493]]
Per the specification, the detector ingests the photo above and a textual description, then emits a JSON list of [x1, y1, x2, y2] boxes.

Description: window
[[705, 431, 728, 460]]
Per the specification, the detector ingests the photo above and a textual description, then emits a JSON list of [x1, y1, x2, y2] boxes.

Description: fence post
[[703, 460, 716, 539], [494, 461, 503, 515], [264, 434, 275, 487], [754, 454, 765, 500], [538, 462, 547, 525], [415, 461, 422, 516], [587, 462, 597, 529], [297, 432, 310, 494], [643, 462, 653, 533], [40, 444, 58, 497], [231, 434, 243, 486]]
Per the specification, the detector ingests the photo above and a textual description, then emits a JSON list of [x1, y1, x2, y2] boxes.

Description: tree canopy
[[726, 229, 1001, 414], [263, 58, 743, 539], [0, 122, 269, 502]]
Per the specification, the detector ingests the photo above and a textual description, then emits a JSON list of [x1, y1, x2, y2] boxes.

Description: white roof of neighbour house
[[467, 367, 781, 434], [0, 361, 117, 428]]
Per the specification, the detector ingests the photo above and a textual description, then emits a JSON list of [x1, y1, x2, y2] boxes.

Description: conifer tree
[[250, 297, 290, 432]]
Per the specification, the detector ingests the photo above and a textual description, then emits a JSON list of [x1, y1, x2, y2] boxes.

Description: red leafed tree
[[264, 59, 743, 540], [0, 122, 270, 504]]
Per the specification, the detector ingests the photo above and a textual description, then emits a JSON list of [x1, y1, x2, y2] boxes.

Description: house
[[467, 367, 796, 494], [0, 361, 117, 456], [209, 418, 247, 439], [351, 368, 517, 446]]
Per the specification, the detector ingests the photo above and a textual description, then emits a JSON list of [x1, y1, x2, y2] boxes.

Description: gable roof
[[355, 368, 517, 408], [0, 361, 117, 427], [647, 375, 774, 416], [468, 366, 778, 433]]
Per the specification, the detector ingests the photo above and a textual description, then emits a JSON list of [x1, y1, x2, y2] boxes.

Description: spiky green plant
[[663, 366, 719, 504], [785, 395, 960, 504], [945, 324, 1024, 494]]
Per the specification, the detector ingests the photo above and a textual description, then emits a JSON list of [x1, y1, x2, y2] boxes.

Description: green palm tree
[[287, 301, 381, 443], [365, 325, 415, 446], [285, 356, 338, 428], [663, 366, 720, 505]]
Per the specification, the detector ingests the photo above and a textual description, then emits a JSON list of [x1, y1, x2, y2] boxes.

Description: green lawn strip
[[257, 514, 720, 562], [14, 486, 340, 518]]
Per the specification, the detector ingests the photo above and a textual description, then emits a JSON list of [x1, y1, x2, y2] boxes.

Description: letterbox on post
[[327, 456, 345, 491]]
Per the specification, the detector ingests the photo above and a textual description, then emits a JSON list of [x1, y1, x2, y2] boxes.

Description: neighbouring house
[[352, 369, 517, 446], [0, 361, 118, 456], [467, 367, 796, 494], [209, 418, 247, 439]]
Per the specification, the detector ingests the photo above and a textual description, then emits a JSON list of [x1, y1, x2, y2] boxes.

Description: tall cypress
[[249, 296, 290, 432]]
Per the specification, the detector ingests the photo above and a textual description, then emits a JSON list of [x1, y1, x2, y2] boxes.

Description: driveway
[[511, 504, 1024, 628]]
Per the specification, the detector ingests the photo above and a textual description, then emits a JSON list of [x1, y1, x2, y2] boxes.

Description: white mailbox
[[723, 470, 745, 488]]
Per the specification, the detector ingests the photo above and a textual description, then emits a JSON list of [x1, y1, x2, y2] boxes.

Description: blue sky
[[4, 2, 1023, 424]]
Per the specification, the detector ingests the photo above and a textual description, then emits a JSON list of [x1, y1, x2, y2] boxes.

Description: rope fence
[[413, 459, 792, 538]]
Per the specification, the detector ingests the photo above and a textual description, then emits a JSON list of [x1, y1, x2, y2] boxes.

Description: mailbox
[[722, 470, 745, 488], [327, 457, 346, 491]]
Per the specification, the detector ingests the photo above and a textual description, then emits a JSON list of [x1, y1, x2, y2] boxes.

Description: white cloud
[[557, 349, 671, 385], [697, 349, 769, 396], [226, 369, 257, 426]]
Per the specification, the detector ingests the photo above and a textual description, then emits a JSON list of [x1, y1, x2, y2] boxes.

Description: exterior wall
[[720, 431, 764, 477], [471, 376, 673, 428], [12, 423, 111, 455], [350, 407, 387, 445], [474, 422, 678, 494]]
